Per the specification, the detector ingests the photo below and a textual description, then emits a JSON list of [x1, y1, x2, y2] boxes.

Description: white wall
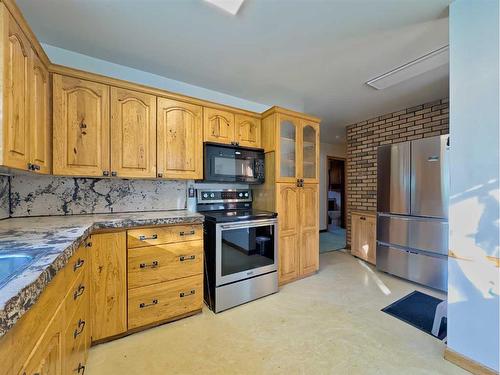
[[319, 142, 347, 231], [43, 43, 271, 113], [448, 0, 499, 372]]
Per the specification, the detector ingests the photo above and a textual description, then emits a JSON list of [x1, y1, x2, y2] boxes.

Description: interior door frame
[[325, 156, 347, 232]]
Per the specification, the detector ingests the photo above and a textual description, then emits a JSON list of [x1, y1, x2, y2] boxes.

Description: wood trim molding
[[49, 64, 263, 118], [261, 106, 321, 123], [1, 0, 50, 67], [444, 348, 499, 375]]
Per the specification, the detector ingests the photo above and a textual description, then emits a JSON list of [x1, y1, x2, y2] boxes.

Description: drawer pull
[[139, 299, 158, 308], [179, 255, 196, 262], [179, 230, 196, 237], [138, 234, 158, 241], [73, 319, 86, 339], [76, 363, 86, 374], [360, 217, 366, 221], [139, 261, 159, 269], [180, 289, 196, 298], [73, 258, 85, 272], [73, 284, 85, 300]]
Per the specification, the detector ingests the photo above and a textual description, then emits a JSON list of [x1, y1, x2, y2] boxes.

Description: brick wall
[[345, 98, 449, 246]]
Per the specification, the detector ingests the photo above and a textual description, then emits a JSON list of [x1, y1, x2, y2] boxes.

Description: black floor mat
[[382, 291, 447, 340]]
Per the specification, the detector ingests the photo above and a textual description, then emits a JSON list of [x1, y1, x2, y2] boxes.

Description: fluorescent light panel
[[204, 0, 245, 15], [366, 45, 449, 90]]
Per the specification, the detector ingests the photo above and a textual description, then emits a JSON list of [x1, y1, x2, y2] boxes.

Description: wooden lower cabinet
[[90, 232, 128, 341], [351, 211, 377, 265], [128, 275, 203, 330], [20, 306, 63, 375], [276, 183, 319, 284]]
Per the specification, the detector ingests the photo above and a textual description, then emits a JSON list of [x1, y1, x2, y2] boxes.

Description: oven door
[[215, 219, 277, 286], [204, 143, 264, 183]]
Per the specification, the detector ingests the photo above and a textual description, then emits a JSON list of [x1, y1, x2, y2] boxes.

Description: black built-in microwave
[[203, 142, 265, 184]]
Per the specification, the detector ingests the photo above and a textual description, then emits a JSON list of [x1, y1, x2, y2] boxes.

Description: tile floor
[[87, 251, 466, 375], [319, 228, 346, 253]]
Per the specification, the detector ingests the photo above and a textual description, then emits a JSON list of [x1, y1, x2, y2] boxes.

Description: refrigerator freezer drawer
[[377, 214, 448, 255], [377, 244, 447, 291]]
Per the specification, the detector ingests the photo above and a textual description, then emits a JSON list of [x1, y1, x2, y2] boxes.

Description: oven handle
[[218, 219, 277, 230]]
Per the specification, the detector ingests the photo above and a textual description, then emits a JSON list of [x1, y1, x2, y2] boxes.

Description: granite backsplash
[[4, 172, 187, 217], [0, 176, 9, 220]]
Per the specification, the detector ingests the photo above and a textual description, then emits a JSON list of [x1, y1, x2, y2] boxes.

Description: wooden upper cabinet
[[53, 75, 110, 177], [110, 87, 156, 178], [29, 50, 51, 174], [157, 97, 203, 179], [300, 120, 320, 183], [203, 107, 234, 144], [235, 114, 261, 148], [300, 184, 319, 276], [3, 13, 30, 170]]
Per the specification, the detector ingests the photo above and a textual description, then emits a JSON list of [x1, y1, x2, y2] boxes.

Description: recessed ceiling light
[[204, 0, 245, 15], [366, 45, 449, 90]]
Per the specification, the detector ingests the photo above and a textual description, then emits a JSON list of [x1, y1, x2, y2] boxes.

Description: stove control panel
[[197, 189, 252, 203]]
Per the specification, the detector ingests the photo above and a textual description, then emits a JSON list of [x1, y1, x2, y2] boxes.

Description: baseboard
[[444, 347, 499, 375]]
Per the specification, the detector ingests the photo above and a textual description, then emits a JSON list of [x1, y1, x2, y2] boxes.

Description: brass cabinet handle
[[180, 289, 195, 298], [157, 172, 163, 178], [102, 170, 110, 177], [73, 319, 86, 339], [179, 230, 195, 237], [360, 217, 366, 221], [111, 171, 117, 177], [73, 284, 85, 300], [73, 258, 85, 272], [76, 363, 86, 374], [179, 255, 196, 262], [139, 299, 158, 308], [84, 241, 92, 248], [138, 234, 158, 241], [139, 261, 159, 269]]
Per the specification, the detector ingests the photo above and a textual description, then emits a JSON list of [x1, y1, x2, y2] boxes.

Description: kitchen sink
[[0, 254, 34, 287]]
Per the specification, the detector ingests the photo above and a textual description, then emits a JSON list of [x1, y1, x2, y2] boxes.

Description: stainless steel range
[[197, 189, 278, 313]]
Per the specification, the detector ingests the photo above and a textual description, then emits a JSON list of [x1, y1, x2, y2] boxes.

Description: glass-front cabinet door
[[278, 116, 299, 182], [301, 121, 319, 183]]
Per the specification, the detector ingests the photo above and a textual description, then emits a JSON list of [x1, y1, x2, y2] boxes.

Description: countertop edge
[[0, 213, 204, 337]]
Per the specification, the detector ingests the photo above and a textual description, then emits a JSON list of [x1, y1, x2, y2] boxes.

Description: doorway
[[320, 156, 346, 253]]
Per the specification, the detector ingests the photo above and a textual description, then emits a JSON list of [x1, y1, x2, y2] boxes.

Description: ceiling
[[17, 0, 450, 143]]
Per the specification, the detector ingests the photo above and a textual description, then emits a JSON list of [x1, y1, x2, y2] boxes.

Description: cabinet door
[[157, 98, 203, 179], [277, 115, 300, 183], [110, 87, 156, 178], [90, 232, 127, 341], [203, 107, 234, 144], [3, 14, 30, 170], [300, 184, 319, 276], [276, 183, 300, 284], [235, 114, 260, 148], [300, 121, 320, 183], [350, 214, 361, 258], [21, 306, 63, 375], [53, 75, 110, 177], [29, 50, 51, 174], [351, 213, 376, 264]]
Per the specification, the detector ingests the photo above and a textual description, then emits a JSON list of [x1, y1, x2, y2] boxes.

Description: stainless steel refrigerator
[[376, 134, 449, 291]]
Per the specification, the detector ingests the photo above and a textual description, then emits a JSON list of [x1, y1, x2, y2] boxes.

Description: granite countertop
[[0, 210, 204, 337]]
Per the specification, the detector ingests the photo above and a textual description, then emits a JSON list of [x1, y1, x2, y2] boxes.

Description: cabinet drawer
[[64, 268, 89, 330], [128, 240, 203, 289], [128, 274, 203, 329], [127, 224, 203, 248], [67, 242, 90, 281]]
